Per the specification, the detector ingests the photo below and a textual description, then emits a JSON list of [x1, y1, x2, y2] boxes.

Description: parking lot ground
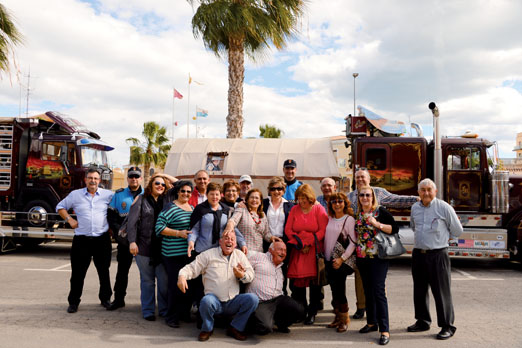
[[1, 242, 522, 348]]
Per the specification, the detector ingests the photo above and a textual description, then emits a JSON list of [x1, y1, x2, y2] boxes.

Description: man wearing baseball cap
[[107, 166, 144, 310], [282, 159, 301, 203], [238, 174, 253, 202]]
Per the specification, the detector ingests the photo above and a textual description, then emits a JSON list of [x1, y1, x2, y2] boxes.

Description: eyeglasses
[[359, 193, 372, 198], [179, 189, 192, 194], [128, 174, 141, 179], [154, 182, 166, 187], [269, 187, 284, 192], [331, 200, 345, 204]]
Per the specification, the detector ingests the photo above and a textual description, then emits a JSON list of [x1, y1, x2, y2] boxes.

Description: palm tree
[[187, 0, 306, 138], [126, 122, 171, 184], [0, 4, 24, 76], [259, 124, 283, 138]]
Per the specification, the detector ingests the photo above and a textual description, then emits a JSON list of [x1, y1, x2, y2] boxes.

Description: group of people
[[56, 160, 463, 345]]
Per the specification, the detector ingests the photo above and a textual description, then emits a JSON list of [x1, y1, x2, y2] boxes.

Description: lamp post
[[353, 73, 359, 116]]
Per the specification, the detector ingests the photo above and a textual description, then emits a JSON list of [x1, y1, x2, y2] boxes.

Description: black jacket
[[126, 195, 163, 258]]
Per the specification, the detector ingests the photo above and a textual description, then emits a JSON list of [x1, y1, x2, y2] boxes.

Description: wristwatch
[[65, 216, 71, 222]]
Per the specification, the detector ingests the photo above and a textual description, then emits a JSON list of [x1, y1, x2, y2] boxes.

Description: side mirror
[[59, 145, 68, 162]]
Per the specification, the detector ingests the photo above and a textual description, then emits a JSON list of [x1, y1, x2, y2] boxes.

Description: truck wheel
[[23, 200, 54, 227]]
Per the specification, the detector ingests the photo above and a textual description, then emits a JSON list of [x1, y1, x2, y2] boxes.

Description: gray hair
[[418, 178, 436, 190], [321, 177, 335, 186]]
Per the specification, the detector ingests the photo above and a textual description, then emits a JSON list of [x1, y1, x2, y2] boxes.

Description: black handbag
[[374, 231, 406, 259]]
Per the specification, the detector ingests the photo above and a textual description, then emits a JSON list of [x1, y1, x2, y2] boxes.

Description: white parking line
[[453, 268, 503, 281], [25, 263, 71, 272]]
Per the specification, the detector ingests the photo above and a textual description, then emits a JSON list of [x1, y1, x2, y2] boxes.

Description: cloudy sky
[[1, 0, 521, 167]]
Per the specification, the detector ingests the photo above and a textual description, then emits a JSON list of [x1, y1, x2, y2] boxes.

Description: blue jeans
[[135, 254, 168, 318], [199, 293, 259, 332]]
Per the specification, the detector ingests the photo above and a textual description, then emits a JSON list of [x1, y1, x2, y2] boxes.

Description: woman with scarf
[[127, 174, 172, 321], [355, 186, 398, 346]]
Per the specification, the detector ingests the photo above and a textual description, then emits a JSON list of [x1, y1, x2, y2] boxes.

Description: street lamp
[[353, 73, 359, 116]]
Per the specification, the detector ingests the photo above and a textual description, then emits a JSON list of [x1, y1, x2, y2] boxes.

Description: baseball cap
[[238, 174, 252, 184], [128, 166, 142, 177], [283, 159, 297, 168]]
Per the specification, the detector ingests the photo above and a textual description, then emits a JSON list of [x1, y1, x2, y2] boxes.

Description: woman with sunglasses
[[127, 174, 172, 321], [225, 188, 280, 253], [263, 177, 293, 243], [355, 186, 398, 346], [155, 180, 194, 328], [324, 192, 356, 333]]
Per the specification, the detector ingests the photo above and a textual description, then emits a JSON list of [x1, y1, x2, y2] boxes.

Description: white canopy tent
[[164, 138, 341, 196]]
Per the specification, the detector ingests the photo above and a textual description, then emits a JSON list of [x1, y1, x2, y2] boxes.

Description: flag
[[174, 88, 183, 99], [189, 73, 203, 85], [196, 107, 208, 118], [174, 121, 178, 126]]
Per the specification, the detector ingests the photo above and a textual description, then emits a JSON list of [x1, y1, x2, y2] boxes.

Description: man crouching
[[177, 231, 258, 341]]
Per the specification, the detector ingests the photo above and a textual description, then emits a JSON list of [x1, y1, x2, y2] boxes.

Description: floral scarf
[[355, 208, 380, 258]]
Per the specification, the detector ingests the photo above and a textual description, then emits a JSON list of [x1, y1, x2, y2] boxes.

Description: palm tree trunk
[[226, 37, 244, 138]]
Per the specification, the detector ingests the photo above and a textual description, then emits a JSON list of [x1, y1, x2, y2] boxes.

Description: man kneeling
[[178, 231, 258, 341], [247, 241, 305, 334]]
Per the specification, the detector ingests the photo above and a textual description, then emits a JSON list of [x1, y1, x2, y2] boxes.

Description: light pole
[[353, 73, 359, 116]]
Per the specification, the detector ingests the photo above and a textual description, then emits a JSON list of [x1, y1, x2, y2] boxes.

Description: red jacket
[[189, 188, 204, 208], [285, 204, 328, 279]]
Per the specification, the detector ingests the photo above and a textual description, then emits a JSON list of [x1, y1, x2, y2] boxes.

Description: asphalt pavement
[[1, 242, 521, 348]]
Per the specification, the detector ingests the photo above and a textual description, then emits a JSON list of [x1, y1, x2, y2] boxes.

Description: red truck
[[345, 104, 522, 261], [0, 111, 114, 251]]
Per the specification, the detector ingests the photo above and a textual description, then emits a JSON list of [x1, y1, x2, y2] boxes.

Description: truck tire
[[23, 200, 54, 227]]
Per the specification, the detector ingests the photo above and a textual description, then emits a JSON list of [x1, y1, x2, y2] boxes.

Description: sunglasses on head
[[154, 181, 166, 187], [269, 187, 284, 192], [179, 189, 192, 194], [128, 174, 141, 179], [331, 199, 345, 204], [359, 193, 372, 198]]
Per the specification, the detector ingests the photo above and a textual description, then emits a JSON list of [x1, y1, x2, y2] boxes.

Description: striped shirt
[[229, 207, 272, 252], [155, 203, 192, 257], [246, 251, 283, 301]]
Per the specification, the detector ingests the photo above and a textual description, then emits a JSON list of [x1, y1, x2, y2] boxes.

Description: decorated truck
[[0, 112, 114, 251], [345, 104, 522, 260]]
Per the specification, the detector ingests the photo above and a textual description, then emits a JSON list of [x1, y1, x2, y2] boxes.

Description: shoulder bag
[[374, 230, 406, 259]]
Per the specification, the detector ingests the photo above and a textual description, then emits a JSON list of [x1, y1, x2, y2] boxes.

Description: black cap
[[283, 159, 297, 168], [128, 166, 142, 177]]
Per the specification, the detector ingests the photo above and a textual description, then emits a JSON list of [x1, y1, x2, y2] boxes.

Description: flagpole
[[172, 88, 175, 144], [195, 104, 199, 139], [187, 73, 191, 138]]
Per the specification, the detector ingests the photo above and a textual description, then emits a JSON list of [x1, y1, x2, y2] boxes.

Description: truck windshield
[[81, 147, 108, 167]]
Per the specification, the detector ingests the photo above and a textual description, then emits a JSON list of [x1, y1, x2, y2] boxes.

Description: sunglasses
[[154, 181, 166, 187], [179, 189, 192, 194], [128, 174, 141, 179], [269, 187, 284, 192], [331, 199, 345, 204], [359, 193, 372, 198]]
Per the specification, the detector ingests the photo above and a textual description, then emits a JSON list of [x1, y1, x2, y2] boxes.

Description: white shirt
[[266, 197, 287, 238]]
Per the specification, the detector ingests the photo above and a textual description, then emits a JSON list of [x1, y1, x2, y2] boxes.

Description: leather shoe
[[304, 314, 316, 325], [407, 322, 430, 332], [379, 334, 390, 345], [198, 330, 213, 342], [226, 326, 247, 341], [359, 324, 378, 333], [107, 300, 125, 311], [100, 300, 111, 309], [353, 308, 365, 319], [144, 315, 156, 321], [276, 326, 290, 333], [436, 327, 455, 340], [67, 304, 78, 313], [166, 320, 180, 328]]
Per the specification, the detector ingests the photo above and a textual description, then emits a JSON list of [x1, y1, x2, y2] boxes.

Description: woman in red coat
[[285, 184, 328, 325]]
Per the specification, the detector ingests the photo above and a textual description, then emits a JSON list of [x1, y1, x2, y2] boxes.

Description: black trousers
[[68, 233, 112, 306], [326, 260, 351, 306], [357, 257, 390, 333], [412, 248, 456, 331], [289, 280, 322, 316], [250, 295, 305, 333], [162, 254, 193, 323], [112, 241, 134, 301]]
